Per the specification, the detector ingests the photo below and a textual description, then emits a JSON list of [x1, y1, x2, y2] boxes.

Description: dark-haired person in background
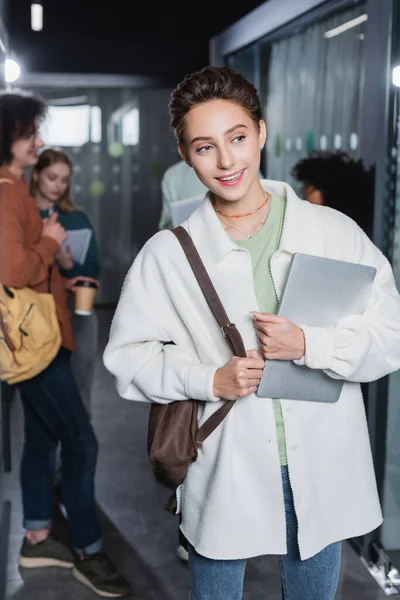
[[292, 150, 375, 238], [0, 90, 130, 598]]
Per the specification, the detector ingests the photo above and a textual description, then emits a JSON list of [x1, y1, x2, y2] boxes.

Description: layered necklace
[[213, 192, 271, 239]]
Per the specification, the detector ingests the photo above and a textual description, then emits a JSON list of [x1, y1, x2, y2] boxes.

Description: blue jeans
[[189, 467, 342, 600], [17, 348, 102, 555]]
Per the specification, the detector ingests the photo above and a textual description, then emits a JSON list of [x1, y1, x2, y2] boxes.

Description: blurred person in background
[[159, 158, 208, 230], [160, 159, 264, 231], [31, 148, 101, 419], [0, 90, 130, 598], [291, 150, 374, 238]]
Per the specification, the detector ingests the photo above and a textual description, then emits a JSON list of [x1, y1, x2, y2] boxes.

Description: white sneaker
[[177, 544, 189, 562]]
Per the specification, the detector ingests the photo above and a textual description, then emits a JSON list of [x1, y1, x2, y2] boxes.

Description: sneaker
[[19, 532, 74, 569], [72, 550, 131, 598], [177, 544, 189, 562]]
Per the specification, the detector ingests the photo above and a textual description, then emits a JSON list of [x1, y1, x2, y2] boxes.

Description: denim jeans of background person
[[18, 349, 101, 553], [188, 467, 342, 600], [53, 304, 98, 487]]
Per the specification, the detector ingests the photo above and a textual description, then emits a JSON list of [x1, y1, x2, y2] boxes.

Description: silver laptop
[[170, 195, 204, 226], [256, 253, 377, 403]]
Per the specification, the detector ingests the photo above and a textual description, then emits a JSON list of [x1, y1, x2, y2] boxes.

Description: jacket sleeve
[[103, 240, 220, 404], [0, 183, 60, 288], [297, 230, 400, 383]]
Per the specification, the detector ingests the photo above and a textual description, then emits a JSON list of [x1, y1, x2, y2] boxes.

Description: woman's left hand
[[64, 276, 100, 296], [56, 246, 74, 270], [251, 312, 305, 361]]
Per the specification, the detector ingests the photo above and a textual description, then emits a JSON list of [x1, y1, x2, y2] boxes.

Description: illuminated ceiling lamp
[[5, 58, 21, 83], [324, 14, 368, 39], [31, 3, 43, 31], [393, 66, 400, 88]]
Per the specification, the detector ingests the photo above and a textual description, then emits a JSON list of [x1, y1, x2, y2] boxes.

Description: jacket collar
[[0, 165, 26, 185], [186, 179, 312, 267]]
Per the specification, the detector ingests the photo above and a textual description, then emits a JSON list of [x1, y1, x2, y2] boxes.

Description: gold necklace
[[217, 204, 270, 239]]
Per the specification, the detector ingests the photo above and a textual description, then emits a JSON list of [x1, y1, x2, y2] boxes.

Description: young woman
[[103, 67, 400, 600], [31, 148, 101, 417], [0, 91, 130, 598]]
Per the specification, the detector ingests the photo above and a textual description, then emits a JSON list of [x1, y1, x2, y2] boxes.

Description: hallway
[[2, 309, 391, 599]]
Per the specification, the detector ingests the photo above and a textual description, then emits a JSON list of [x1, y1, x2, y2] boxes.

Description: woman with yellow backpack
[[0, 90, 130, 598]]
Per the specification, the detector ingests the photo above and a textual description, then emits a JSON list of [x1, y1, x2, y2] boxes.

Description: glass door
[[381, 18, 400, 573], [357, 3, 400, 594]]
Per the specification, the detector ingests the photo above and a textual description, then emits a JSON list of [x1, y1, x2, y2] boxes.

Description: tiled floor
[[0, 308, 395, 599]]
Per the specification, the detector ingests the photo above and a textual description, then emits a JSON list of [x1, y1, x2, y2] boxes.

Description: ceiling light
[[31, 4, 43, 31], [324, 14, 368, 39], [5, 59, 21, 83], [393, 66, 400, 88]]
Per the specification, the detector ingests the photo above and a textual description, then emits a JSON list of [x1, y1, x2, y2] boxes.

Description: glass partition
[[381, 55, 400, 568], [262, 4, 367, 187]]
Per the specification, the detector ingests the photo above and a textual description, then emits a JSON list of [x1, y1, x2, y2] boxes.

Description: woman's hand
[[213, 349, 264, 400], [64, 276, 100, 296], [251, 312, 305, 361], [56, 246, 74, 270]]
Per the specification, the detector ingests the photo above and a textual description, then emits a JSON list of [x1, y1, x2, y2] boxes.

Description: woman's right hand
[[213, 349, 265, 400], [56, 246, 74, 270], [42, 213, 67, 248]]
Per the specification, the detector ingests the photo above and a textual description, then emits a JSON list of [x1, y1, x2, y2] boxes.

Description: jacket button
[[290, 445, 297, 451]]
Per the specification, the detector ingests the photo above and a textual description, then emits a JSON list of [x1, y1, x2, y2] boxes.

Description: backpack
[[0, 178, 61, 384], [147, 226, 246, 513]]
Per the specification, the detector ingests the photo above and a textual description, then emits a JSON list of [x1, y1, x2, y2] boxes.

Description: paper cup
[[74, 280, 97, 315]]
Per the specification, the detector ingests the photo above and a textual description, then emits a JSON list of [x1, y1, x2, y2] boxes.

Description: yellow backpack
[[0, 178, 61, 384]]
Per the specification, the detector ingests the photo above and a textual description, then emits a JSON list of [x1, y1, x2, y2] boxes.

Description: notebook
[[61, 228, 92, 265], [256, 252, 377, 403], [170, 195, 204, 226]]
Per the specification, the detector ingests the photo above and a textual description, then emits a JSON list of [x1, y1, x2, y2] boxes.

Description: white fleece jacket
[[103, 180, 400, 560]]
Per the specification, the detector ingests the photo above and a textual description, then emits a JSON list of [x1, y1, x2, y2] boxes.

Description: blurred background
[[1, 1, 400, 598]]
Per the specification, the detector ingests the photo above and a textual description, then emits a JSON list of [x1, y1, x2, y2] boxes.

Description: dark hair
[[291, 150, 375, 236], [30, 147, 82, 214], [0, 89, 47, 166], [169, 66, 262, 143]]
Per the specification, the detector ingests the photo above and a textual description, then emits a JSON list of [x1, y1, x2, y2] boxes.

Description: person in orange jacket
[[0, 89, 130, 598]]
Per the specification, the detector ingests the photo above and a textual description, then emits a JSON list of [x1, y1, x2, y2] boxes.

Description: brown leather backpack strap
[[196, 401, 235, 445], [171, 226, 247, 447], [171, 226, 246, 358]]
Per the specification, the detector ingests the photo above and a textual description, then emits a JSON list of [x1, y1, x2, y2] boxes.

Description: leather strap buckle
[[220, 323, 235, 338]]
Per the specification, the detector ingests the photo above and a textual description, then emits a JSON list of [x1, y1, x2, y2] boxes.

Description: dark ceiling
[[7, 0, 267, 83]]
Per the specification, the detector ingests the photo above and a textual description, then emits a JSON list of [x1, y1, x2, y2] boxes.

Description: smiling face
[[10, 120, 44, 170], [178, 99, 266, 207]]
